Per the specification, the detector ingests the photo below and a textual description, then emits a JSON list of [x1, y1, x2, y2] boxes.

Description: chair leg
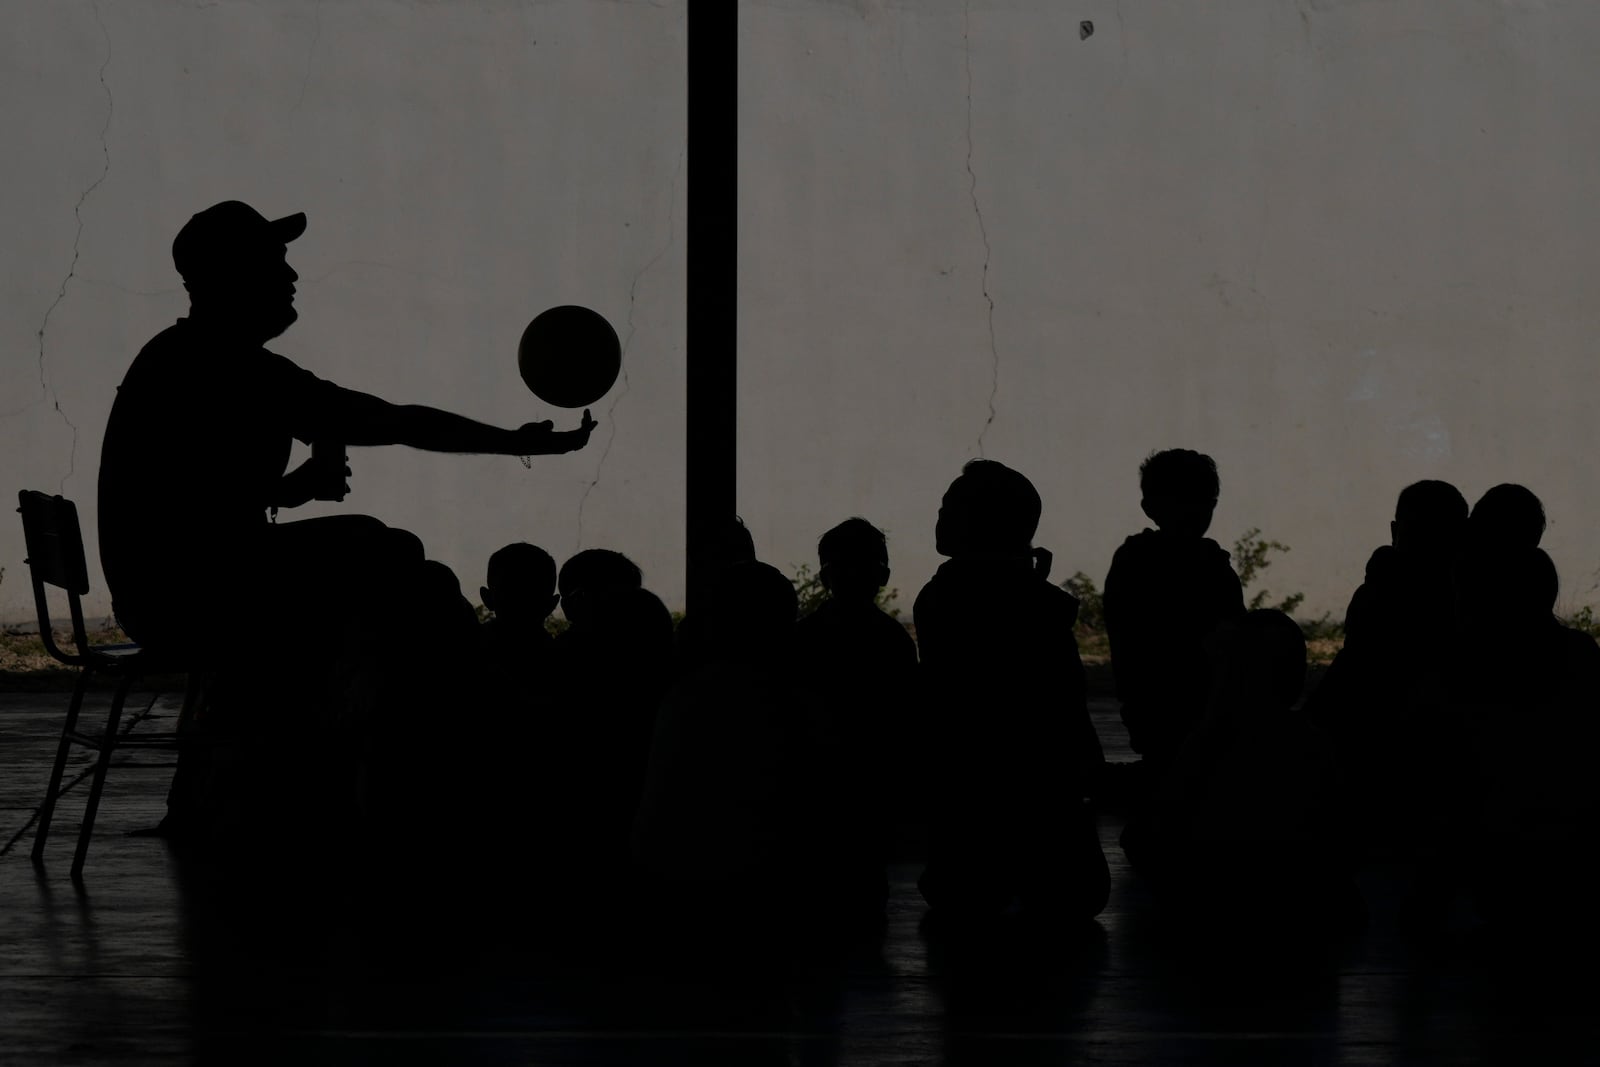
[[176, 671, 208, 733], [163, 671, 211, 832], [32, 668, 92, 862], [71, 673, 133, 879]]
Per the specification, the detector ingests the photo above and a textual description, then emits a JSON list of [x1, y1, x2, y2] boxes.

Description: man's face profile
[[193, 243, 299, 341], [176, 202, 307, 343]]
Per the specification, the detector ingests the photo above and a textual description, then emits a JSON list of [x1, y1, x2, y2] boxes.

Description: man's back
[[98, 318, 340, 634]]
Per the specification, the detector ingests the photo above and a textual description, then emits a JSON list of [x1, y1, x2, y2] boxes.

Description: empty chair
[[19, 491, 204, 878]]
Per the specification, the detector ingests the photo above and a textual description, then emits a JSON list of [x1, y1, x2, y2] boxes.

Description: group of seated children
[[272, 449, 1596, 947], [1111, 456, 1600, 944]]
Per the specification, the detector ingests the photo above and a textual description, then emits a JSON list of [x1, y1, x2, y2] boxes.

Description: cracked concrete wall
[[2, 0, 687, 624], [739, 0, 1600, 617], [7, 0, 1600, 627]]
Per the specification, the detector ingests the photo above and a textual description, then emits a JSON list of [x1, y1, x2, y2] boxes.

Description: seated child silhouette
[[568, 586, 677, 880], [358, 560, 483, 840], [525, 549, 653, 883], [1306, 480, 1467, 856], [673, 516, 759, 677], [1123, 610, 1359, 941], [631, 561, 809, 925], [1433, 547, 1600, 939], [793, 518, 919, 914], [913, 460, 1108, 924], [479, 542, 560, 705], [1104, 449, 1245, 766], [1335, 479, 1468, 652]]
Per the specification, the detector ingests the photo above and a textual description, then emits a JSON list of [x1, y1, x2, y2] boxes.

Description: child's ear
[[480, 587, 494, 613], [818, 563, 835, 592], [1139, 496, 1158, 523], [542, 594, 561, 618], [873, 563, 890, 590]]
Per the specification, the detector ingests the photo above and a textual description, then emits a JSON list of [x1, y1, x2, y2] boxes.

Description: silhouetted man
[[98, 201, 596, 662]]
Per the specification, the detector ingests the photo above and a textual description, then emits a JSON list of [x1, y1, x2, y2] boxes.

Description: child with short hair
[[794, 518, 918, 915], [1128, 610, 1358, 942], [797, 517, 917, 677], [1104, 449, 1245, 766], [1467, 482, 1546, 551], [481, 543, 559, 654], [557, 548, 643, 629], [1304, 480, 1468, 859], [631, 562, 807, 925], [913, 460, 1108, 924]]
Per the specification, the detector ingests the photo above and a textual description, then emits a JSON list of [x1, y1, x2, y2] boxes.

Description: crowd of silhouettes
[[103, 202, 1600, 953], [152, 451, 1598, 952]]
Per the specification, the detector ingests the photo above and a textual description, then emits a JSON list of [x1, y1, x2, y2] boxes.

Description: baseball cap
[[172, 201, 307, 281]]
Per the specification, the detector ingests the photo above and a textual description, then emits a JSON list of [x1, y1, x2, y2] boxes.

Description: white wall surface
[[2, 0, 688, 622], [5, 0, 1600, 625], [736, 0, 1600, 618]]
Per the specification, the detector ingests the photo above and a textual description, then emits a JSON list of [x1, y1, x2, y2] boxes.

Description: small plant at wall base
[[790, 564, 901, 620], [1231, 528, 1304, 615], [1562, 605, 1600, 639], [474, 603, 570, 636]]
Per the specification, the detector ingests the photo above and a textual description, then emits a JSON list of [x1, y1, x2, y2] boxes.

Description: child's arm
[[1103, 550, 1157, 704]]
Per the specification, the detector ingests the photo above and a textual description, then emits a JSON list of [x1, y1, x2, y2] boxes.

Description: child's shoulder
[[1114, 528, 1162, 555], [1113, 528, 1225, 567]]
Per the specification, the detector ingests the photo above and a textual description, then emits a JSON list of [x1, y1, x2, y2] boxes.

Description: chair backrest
[[17, 490, 91, 664], [18, 491, 90, 594]]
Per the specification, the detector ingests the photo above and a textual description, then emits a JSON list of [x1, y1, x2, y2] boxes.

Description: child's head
[[481, 542, 558, 627], [817, 518, 891, 604], [716, 516, 758, 567], [1213, 609, 1308, 720], [417, 560, 479, 646], [1139, 449, 1219, 538], [558, 548, 643, 627], [935, 460, 1041, 557], [589, 588, 676, 665], [1391, 480, 1469, 555], [703, 560, 799, 660], [1469, 483, 1546, 550]]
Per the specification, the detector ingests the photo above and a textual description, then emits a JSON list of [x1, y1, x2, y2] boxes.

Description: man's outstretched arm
[[326, 388, 596, 455]]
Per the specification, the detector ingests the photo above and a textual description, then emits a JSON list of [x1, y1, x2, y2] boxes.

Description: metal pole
[[685, 0, 738, 612]]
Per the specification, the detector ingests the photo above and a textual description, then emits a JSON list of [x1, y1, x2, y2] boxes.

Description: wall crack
[[573, 147, 684, 551], [293, 0, 323, 114], [964, 0, 999, 457], [34, 0, 112, 492]]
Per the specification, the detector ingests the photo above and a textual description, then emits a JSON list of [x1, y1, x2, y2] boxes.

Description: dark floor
[[1, 688, 1591, 1065]]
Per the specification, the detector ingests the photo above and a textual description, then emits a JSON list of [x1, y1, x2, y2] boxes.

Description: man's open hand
[[514, 409, 598, 455]]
